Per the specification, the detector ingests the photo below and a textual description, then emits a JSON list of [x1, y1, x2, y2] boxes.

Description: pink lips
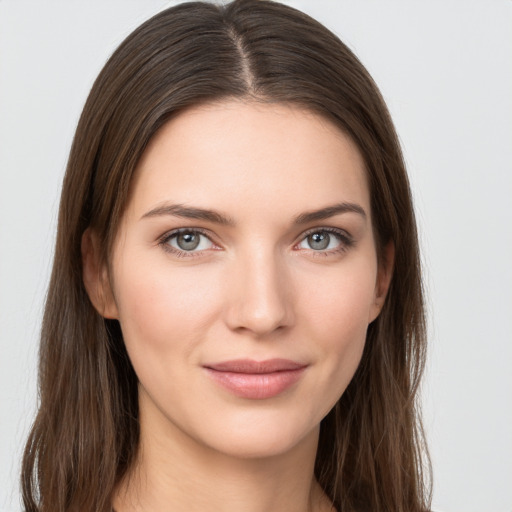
[[204, 359, 307, 399]]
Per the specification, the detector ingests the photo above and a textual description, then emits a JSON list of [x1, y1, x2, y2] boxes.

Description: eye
[[161, 229, 216, 255], [296, 228, 352, 253]]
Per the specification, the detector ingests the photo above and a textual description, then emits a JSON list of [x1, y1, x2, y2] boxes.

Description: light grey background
[[1, 1, 511, 511]]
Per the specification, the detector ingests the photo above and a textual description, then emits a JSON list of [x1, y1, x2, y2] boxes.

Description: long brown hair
[[21, 1, 431, 511]]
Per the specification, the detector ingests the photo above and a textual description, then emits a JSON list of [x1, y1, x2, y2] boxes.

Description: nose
[[224, 249, 294, 337]]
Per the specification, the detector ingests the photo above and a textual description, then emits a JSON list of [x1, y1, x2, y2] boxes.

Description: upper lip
[[204, 359, 307, 374]]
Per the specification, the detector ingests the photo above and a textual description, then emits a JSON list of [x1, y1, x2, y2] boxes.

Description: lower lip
[[204, 367, 306, 399]]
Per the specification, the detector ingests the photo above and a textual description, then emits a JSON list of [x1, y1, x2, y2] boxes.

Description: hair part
[[22, 1, 431, 511]]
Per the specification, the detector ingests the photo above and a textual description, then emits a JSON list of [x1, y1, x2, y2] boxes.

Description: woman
[[21, 1, 431, 511]]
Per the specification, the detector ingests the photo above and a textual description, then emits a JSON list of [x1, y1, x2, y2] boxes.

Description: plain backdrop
[[1, 1, 511, 511]]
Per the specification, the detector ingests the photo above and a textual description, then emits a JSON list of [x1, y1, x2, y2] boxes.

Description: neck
[[113, 393, 332, 512]]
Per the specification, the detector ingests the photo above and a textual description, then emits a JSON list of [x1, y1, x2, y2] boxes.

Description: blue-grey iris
[[308, 232, 330, 250], [177, 232, 200, 251]]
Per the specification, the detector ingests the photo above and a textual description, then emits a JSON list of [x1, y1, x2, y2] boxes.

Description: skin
[[83, 100, 393, 512]]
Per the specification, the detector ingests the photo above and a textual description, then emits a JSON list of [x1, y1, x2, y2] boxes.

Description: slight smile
[[203, 359, 308, 400]]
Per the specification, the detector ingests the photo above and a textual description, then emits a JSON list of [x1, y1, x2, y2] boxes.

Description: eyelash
[[158, 227, 354, 258], [158, 228, 217, 258], [297, 227, 354, 257]]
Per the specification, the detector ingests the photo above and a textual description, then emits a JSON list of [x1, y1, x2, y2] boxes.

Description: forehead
[[128, 100, 370, 221]]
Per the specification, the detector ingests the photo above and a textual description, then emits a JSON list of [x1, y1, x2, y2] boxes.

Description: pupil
[[308, 232, 330, 250], [177, 232, 200, 251]]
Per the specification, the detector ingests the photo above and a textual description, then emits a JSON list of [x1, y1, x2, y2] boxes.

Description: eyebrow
[[140, 201, 366, 226], [293, 202, 367, 224], [141, 203, 235, 226]]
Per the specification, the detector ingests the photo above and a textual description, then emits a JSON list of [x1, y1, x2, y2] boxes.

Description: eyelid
[[157, 225, 355, 258], [158, 227, 220, 257], [294, 226, 354, 254]]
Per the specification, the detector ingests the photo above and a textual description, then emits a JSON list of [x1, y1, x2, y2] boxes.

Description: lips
[[203, 359, 307, 399]]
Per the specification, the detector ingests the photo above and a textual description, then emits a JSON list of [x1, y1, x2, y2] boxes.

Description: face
[[85, 100, 391, 459]]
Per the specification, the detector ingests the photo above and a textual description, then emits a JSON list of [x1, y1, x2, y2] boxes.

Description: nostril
[[223, 255, 294, 335], [224, 288, 293, 336]]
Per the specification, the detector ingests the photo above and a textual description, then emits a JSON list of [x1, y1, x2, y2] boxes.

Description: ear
[[368, 241, 395, 323], [81, 228, 119, 319]]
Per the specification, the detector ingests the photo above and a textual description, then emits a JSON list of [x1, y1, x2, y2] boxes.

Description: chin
[[186, 407, 323, 461], [206, 429, 318, 460]]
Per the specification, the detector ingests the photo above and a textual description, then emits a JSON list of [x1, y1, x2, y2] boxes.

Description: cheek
[[298, 257, 377, 401], [111, 256, 223, 361], [301, 255, 377, 338]]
